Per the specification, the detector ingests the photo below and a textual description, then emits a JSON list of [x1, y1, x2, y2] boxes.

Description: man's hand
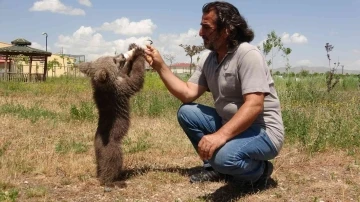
[[197, 92, 265, 160], [144, 45, 166, 71], [198, 133, 227, 160]]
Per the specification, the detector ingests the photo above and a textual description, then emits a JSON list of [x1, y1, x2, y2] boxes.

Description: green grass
[[0, 142, 10, 158], [70, 101, 96, 121], [275, 75, 360, 152], [124, 131, 152, 154], [0, 189, 18, 202], [55, 139, 89, 154], [0, 103, 58, 123], [0, 77, 89, 97], [0, 73, 359, 154], [25, 186, 47, 198]]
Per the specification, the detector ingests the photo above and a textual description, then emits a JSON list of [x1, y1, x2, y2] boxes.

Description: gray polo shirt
[[188, 42, 284, 152]]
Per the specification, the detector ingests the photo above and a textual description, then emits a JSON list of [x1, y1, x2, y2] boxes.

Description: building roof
[[0, 41, 11, 46], [171, 62, 191, 68], [0, 38, 51, 57]]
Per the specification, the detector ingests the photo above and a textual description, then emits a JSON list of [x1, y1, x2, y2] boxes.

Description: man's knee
[[177, 103, 196, 123], [209, 149, 241, 175]]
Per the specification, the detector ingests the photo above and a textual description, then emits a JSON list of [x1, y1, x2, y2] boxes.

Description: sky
[[0, 0, 359, 70]]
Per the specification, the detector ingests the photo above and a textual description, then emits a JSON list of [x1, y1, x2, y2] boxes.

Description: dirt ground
[[2, 147, 359, 202]]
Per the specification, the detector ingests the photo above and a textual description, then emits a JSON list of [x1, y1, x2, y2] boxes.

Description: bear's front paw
[[128, 43, 138, 51], [114, 54, 126, 67]]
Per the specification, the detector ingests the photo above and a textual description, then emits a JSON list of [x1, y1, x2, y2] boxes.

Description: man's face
[[199, 10, 226, 51]]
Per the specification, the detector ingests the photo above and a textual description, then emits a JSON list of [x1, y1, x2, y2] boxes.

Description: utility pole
[[42, 32, 48, 51]]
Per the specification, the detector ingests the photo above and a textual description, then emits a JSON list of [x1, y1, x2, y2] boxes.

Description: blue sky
[[0, 0, 359, 70]]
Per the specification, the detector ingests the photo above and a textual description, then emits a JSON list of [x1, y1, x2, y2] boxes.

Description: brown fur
[[79, 43, 145, 185]]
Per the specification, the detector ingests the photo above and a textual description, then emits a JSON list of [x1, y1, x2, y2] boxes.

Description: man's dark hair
[[202, 1, 254, 48]]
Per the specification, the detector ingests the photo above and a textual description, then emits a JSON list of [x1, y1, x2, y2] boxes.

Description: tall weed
[[0, 103, 58, 123]]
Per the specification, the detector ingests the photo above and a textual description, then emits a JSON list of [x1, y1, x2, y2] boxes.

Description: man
[[145, 1, 284, 185]]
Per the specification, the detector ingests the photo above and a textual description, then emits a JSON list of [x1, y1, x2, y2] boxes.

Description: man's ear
[[78, 62, 94, 77], [225, 27, 230, 37]]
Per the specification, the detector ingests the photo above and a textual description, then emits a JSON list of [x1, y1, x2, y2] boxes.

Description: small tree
[[11, 54, 29, 73], [258, 30, 292, 78], [299, 69, 310, 77], [48, 58, 60, 77], [259, 31, 284, 69], [35, 63, 39, 74], [325, 43, 339, 92], [282, 47, 292, 75], [179, 44, 205, 74], [163, 54, 176, 68]]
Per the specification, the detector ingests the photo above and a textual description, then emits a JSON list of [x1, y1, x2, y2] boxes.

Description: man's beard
[[203, 30, 219, 51], [204, 40, 215, 51]]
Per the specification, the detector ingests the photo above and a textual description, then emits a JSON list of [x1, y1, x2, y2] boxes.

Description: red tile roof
[[171, 63, 191, 68]]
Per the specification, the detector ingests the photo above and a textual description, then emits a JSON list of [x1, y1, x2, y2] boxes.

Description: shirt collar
[[227, 44, 240, 54]]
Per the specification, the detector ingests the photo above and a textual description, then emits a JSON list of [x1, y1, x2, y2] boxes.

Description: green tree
[[299, 69, 310, 77], [59, 53, 67, 76], [258, 31, 293, 78], [325, 43, 339, 92], [11, 54, 29, 73], [179, 44, 205, 74], [48, 58, 61, 77], [163, 54, 176, 68], [282, 47, 292, 76], [258, 31, 284, 69], [274, 71, 281, 76]]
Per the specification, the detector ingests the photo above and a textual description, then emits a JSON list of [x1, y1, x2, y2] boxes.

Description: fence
[[0, 73, 43, 82]]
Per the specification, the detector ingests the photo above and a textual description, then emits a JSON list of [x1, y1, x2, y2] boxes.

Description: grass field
[[0, 73, 359, 202]]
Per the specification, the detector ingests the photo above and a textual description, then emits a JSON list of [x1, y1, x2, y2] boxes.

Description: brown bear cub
[[79, 43, 145, 185]]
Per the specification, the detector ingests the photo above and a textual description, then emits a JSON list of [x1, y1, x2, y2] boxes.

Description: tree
[[179, 44, 205, 74], [163, 54, 176, 68], [47, 58, 60, 77], [11, 54, 29, 73], [60, 54, 66, 75], [282, 47, 292, 78], [299, 69, 310, 77], [258, 31, 285, 70], [274, 71, 281, 76], [324, 42, 339, 92]]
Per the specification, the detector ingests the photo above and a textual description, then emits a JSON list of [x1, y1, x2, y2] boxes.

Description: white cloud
[[155, 29, 204, 62], [281, 32, 308, 44], [296, 59, 312, 66], [353, 49, 360, 54], [54, 26, 205, 63], [98, 18, 157, 36], [78, 0, 92, 7], [54, 26, 152, 60], [55, 26, 110, 55], [342, 60, 360, 70], [29, 0, 85, 16], [329, 30, 338, 36], [256, 39, 266, 48], [30, 42, 50, 51]]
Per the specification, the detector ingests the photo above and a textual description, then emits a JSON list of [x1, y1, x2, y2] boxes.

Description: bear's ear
[[78, 62, 94, 77]]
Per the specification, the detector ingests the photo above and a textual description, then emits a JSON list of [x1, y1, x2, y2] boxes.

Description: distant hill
[[273, 66, 360, 75]]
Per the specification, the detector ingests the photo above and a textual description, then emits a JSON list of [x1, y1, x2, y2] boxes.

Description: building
[[40, 53, 85, 78], [0, 38, 84, 82], [0, 42, 12, 73], [170, 62, 193, 74]]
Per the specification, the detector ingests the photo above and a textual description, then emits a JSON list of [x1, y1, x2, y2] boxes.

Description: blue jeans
[[177, 103, 278, 182]]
